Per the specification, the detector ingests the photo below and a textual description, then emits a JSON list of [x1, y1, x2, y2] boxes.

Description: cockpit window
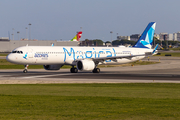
[[12, 51, 23, 54], [12, 51, 16, 53]]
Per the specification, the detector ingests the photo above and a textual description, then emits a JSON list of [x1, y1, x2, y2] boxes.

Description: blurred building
[[0, 37, 10, 41], [176, 32, 180, 41], [130, 34, 141, 41], [159, 33, 168, 41], [173, 33, 177, 41], [154, 33, 160, 39], [0, 40, 79, 52], [159, 33, 179, 41], [117, 36, 130, 40], [167, 34, 173, 41]]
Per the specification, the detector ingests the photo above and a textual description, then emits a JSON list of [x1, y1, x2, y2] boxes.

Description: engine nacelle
[[76, 60, 95, 71], [43, 64, 63, 70]]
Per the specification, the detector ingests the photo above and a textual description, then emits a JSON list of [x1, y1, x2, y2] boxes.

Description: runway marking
[[21, 73, 75, 79]]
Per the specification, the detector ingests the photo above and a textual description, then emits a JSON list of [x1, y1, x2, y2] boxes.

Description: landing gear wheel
[[23, 69, 28, 73], [92, 68, 100, 73], [70, 68, 78, 73], [23, 65, 28, 73], [74, 68, 78, 73]]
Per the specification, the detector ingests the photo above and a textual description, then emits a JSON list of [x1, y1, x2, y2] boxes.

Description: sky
[[0, 0, 180, 41]]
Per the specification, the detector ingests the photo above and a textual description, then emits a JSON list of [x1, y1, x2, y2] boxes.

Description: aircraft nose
[[6, 54, 15, 63]]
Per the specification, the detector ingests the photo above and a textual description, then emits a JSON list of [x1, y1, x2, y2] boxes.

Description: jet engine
[[76, 59, 95, 71], [43, 64, 63, 70]]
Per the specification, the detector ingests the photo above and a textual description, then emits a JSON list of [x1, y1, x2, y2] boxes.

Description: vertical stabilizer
[[71, 31, 82, 41], [133, 22, 156, 49]]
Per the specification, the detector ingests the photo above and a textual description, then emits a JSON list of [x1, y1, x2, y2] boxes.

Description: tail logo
[[71, 31, 82, 41], [134, 22, 156, 49]]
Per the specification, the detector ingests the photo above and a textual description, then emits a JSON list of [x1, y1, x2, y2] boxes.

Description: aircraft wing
[[91, 44, 159, 62], [73, 54, 146, 64], [73, 45, 158, 64], [91, 54, 146, 62]]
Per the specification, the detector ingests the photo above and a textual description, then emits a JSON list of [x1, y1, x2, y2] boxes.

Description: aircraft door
[[27, 48, 35, 64], [28, 48, 33, 58]]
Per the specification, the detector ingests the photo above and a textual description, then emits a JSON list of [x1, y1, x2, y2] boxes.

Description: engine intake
[[76, 60, 95, 71]]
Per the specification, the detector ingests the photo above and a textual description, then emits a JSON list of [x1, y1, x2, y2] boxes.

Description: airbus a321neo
[[6, 22, 158, 73]]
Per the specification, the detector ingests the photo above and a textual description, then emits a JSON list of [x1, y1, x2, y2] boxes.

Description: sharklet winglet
[[152, 44, 159, 54]]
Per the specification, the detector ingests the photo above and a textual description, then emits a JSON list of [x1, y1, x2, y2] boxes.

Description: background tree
[[112, 39, 136, 46], [105, 41, 111, 44], [93, 39, 103, 46]]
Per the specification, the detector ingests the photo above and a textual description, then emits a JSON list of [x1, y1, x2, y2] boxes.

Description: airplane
[[6, 22, 158, 73], [71, 31, 82, 41]]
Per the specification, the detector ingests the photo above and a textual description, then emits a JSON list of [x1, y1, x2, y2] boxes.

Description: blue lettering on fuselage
[[34, 53, 48, 58], [113, 48, 116, 57], [63, 47, 116, 62], [105, 51, 112, 62], [63, 48, 75, 62], [76, 51, 84, 59], [85, 51, 93, 58]]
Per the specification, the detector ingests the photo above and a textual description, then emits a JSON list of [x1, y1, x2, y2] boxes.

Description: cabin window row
[[11, 51, 131, 55], [36, 52, 131, 54]]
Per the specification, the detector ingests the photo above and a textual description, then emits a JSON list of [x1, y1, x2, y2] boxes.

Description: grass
[[155, 52, 180, 57], [0, 59, 159, 69], [0, 53, 8, 56], [0, 83, 180, 119], [169, 47, 180, 51]]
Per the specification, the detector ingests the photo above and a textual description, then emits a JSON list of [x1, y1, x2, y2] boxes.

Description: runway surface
[[0, 56, 6, 59], [0, 56, 180, 84]]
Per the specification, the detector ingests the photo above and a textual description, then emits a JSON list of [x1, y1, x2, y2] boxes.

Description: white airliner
[[6, 22, 158, 73]]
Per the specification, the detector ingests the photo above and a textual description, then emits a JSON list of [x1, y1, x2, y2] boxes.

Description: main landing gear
[[23, 65, 28, 73], [70, 66, 100, 73], [92, 62, 100, 73], [70, 66, 78, 73], [92, 68, 100, 73]]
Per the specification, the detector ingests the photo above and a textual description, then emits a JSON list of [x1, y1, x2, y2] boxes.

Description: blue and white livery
[[134, 22, 156, 48], [6, 22, 158, 73]]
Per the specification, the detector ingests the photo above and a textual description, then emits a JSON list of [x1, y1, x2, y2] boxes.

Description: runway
[[0, 56, 180, 84]]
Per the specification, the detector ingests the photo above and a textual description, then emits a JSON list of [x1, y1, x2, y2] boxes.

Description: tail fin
[[133, 22, 156, 49], [71, 31, 82, 41]]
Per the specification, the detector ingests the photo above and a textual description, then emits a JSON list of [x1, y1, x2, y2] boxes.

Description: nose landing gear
[[23, 65, 28, 73]]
